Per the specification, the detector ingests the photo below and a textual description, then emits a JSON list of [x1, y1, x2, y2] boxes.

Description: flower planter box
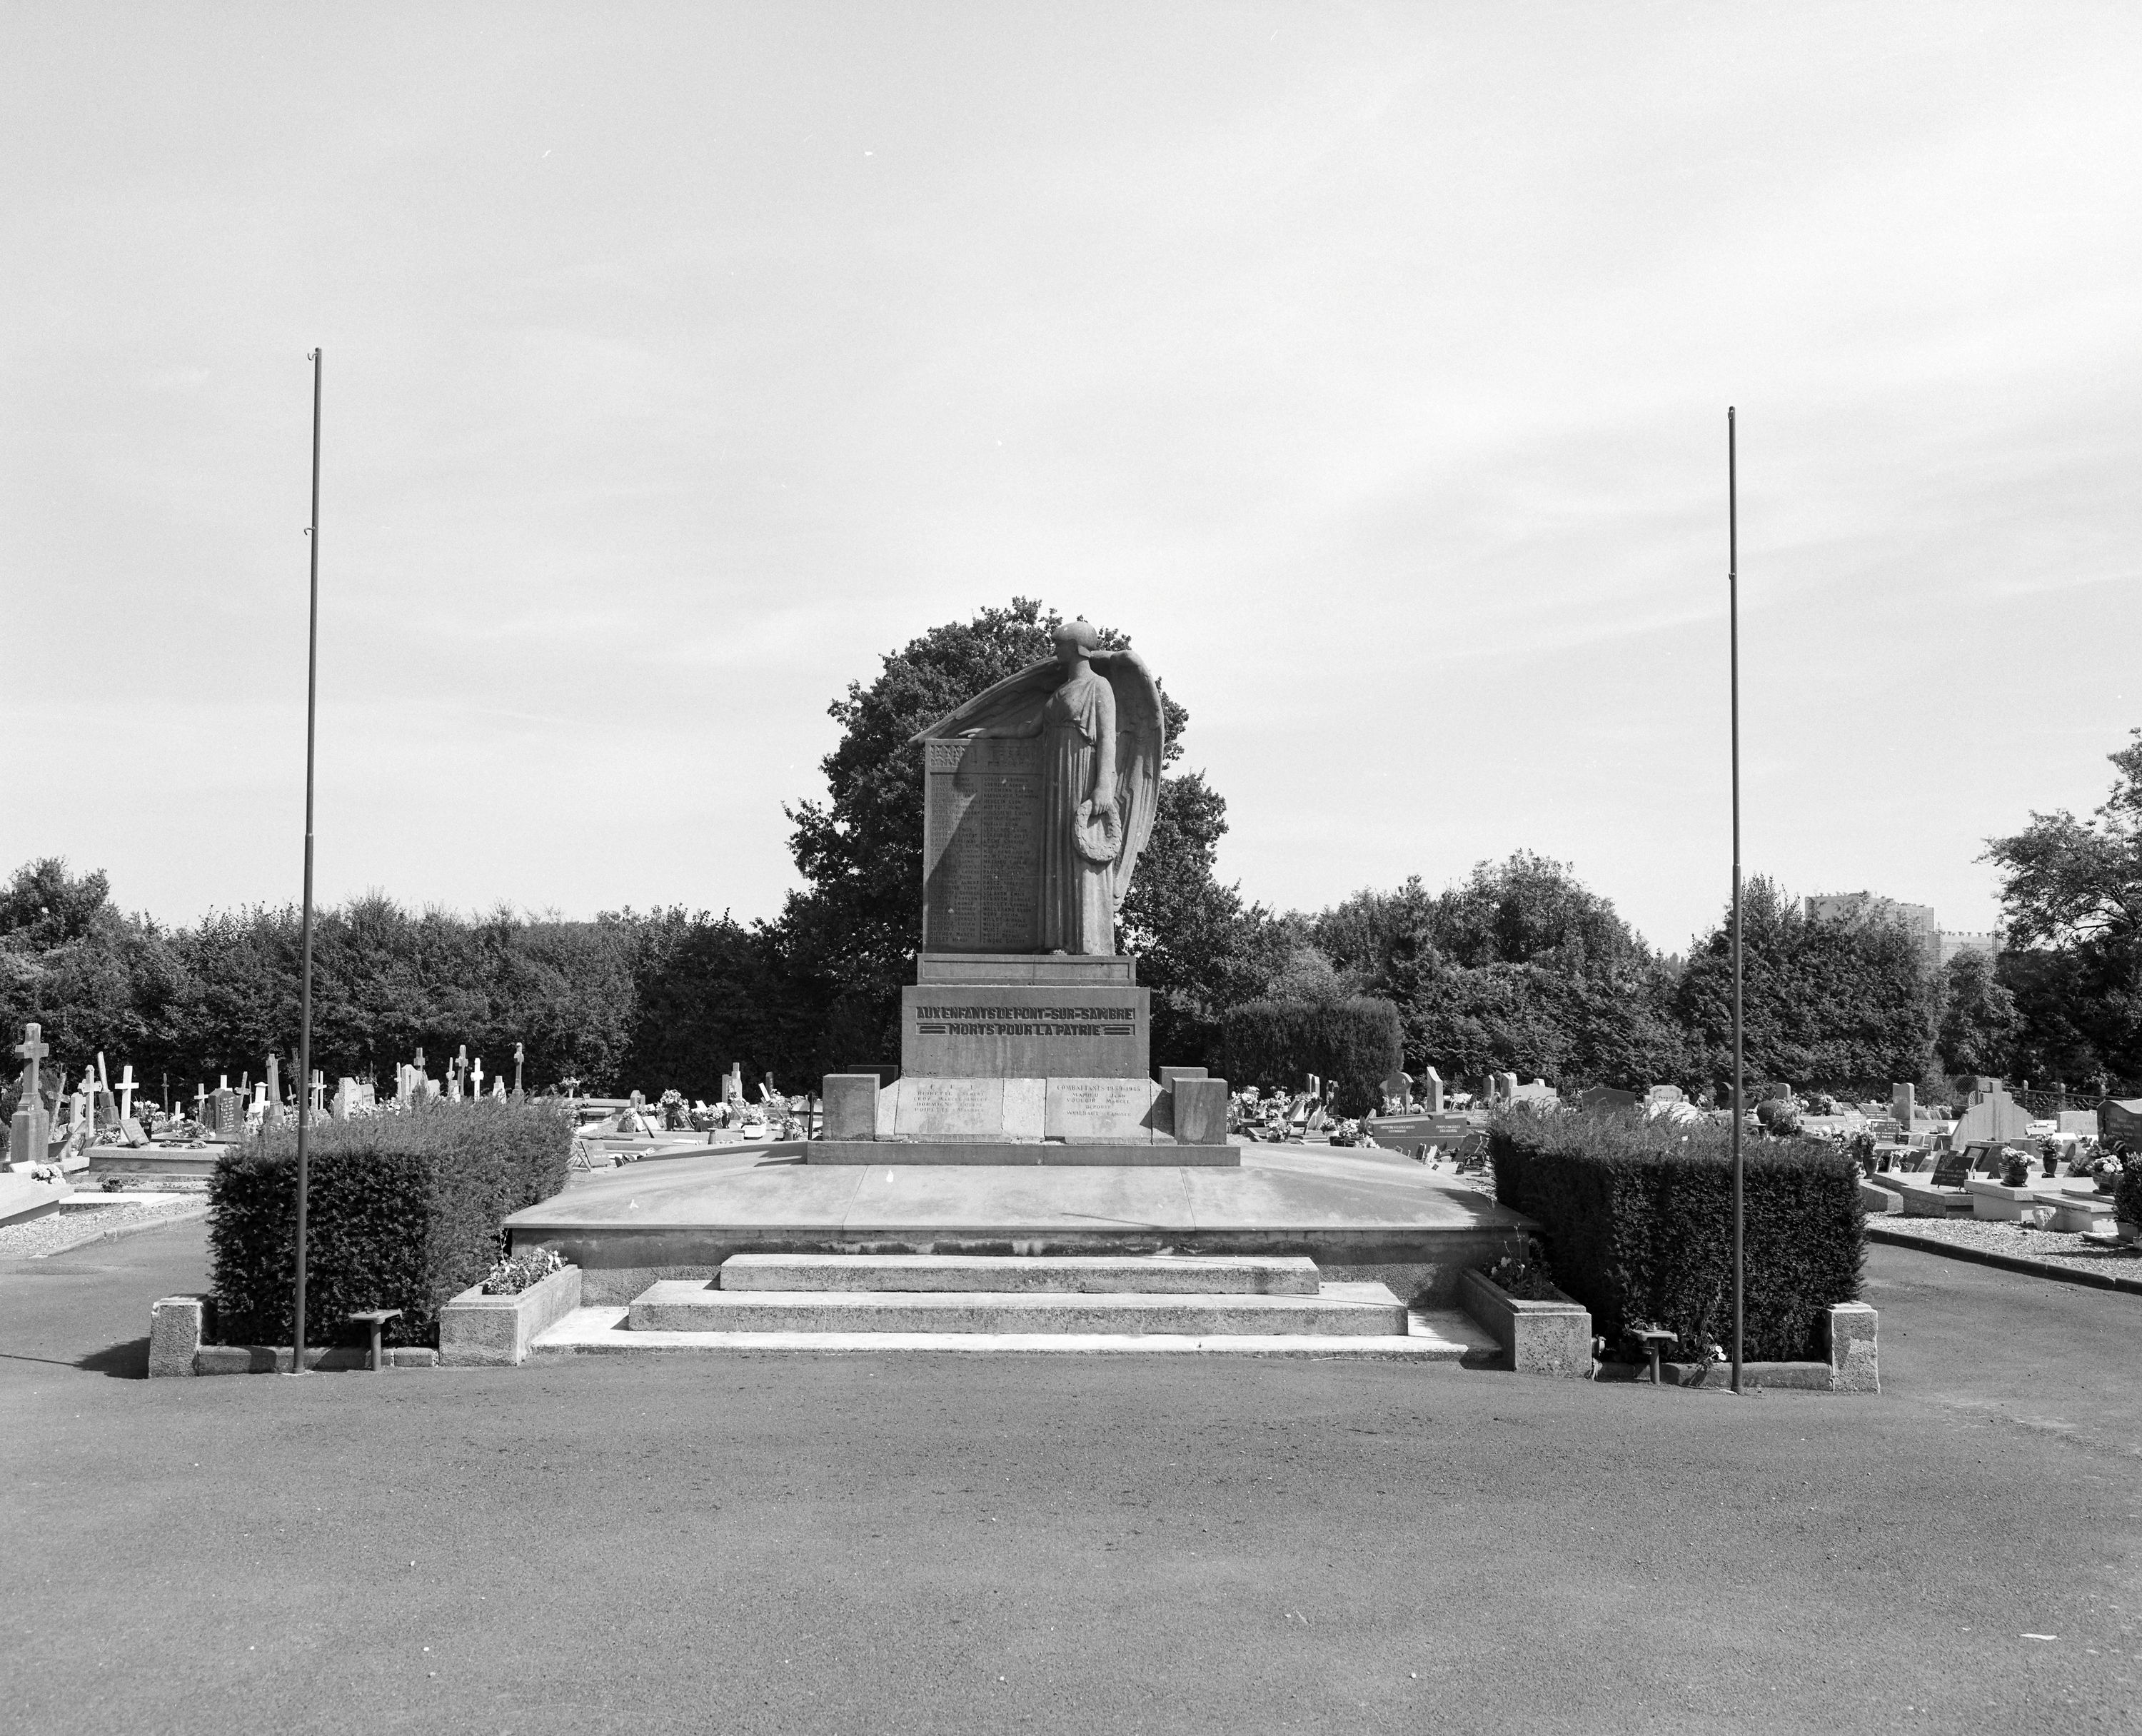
[[438, 1263, 582, 1367], [1457, 1267, 1592, 1378]]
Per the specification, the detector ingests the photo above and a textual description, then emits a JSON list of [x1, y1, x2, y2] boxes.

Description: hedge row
[[208, 1098, 574, 1348], [1221, 995, 1402, 1117], [1489, 1108, 1863, 1362]]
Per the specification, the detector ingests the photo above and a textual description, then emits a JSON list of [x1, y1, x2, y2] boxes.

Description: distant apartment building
[[1804, 892, 2000, 968]]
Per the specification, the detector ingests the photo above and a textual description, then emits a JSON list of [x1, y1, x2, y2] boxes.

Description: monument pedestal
[[902, 953, 1148, 1080]]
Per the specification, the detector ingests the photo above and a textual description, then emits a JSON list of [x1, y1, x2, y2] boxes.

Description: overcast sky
[[6, 2, 2138, 953]]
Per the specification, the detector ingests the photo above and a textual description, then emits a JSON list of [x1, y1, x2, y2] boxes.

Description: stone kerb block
[[1173, 1076, 1230, 1145], [149, 1295, 212, 1378], [1828, 1303, 1879, 1393], [820, 1074, 881, 1142]]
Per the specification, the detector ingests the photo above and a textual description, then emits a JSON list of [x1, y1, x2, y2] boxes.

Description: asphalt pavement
[[2, 1220, 2137, 1735]]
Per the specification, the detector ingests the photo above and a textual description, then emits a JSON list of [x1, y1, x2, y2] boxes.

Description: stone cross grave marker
[[513, 1042, 524, 1095], [265, 1055, 283, 1123], [116, 1064, 136, 1121], [471, 1057, 485, 1098], [9, 1023, 51, 1168]]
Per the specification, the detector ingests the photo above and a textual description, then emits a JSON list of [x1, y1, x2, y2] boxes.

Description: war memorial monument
[[504, 620, 1525, 1349]]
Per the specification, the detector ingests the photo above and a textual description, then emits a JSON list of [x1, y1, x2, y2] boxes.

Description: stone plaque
[[1046, 1077, 1166, 1145], [892, 1077, 1005, 1143], [921, 737, 1042, 953], [903, 984, 1149, 1080]]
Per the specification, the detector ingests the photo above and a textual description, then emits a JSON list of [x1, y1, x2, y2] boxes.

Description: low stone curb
[[149, 1295, 440, 1375], [1867, 1222, 2142, 1297]]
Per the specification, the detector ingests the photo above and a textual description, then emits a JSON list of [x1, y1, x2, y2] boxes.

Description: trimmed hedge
[[2114, 1160, 2142, 1228], [208, 1098, 574, 1348], [1222, 995, 1402, 1117], [1489, 1108, 1863, 1362]]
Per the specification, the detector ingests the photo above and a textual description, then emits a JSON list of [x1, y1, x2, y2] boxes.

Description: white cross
[[194, 1084, 208, 1118], [116, 1065, 136, 1120], [471, 1058, 485, 1095]]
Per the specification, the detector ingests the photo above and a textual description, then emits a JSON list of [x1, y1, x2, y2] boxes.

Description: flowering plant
[[481, 1246, 565, 1295]]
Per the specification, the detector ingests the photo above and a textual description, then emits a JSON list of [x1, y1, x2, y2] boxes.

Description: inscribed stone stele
[[1045, 1077, 1163, 1145]]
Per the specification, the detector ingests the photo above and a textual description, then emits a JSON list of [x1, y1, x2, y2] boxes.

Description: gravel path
[[1871, 1211, 2142, 1280], [0, 1195, 206, 1260]]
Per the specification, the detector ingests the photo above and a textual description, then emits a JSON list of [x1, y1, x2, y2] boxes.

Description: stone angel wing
[[1089, 648, 1164, 914], [910, 663, 1059, 743]]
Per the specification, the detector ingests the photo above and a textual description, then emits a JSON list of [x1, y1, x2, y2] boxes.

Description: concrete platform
[[0, 1171, 69, 1227], [718, 1252, 1321, 1294], [803, 1139, 1238, 1167], [85, 1145, 223, 1178], [530, 1303, 1495, 1360], [505, 1141, 1531, 1306], [628, 1278, 1408, 1335]]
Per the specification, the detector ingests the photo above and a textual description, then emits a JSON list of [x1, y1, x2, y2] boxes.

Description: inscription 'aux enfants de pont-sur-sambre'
[[911, 1004, 1137, 1037]]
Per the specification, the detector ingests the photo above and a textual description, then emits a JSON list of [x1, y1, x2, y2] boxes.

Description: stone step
[[533, 1304, 1492, 1360], [627, 1279, 1408, 1337], [717, 1253, 1322, 1296]]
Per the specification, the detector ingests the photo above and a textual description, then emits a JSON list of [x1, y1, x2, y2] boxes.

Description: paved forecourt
[[506, 1138, 1528, 1311]]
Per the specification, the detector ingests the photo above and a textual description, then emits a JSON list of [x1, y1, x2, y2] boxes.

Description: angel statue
[[911, 618, 1165, 956]]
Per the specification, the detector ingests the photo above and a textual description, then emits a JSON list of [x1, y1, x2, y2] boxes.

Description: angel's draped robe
[[1040, 670, 1117, 954]]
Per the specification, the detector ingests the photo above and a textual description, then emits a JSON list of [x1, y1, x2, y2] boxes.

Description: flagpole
[[1729, 406, 1744, 1396], [290, 347, 323, 1376]]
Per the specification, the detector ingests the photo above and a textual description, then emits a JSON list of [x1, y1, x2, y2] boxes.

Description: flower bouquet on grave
[[2000, 1146, 2034, 1188], [2081, 1148, 2126, 1193]]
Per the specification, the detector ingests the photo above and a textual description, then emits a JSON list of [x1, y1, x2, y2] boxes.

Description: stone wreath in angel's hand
[[1072, 792, 1123, 866]]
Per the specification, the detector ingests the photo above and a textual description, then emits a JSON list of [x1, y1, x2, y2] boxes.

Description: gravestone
[[1419, 1067, 1444, 1113], [513, 1042, 525, 1096], [209, 1087, 243, 1142], [1952, 1080, 2031, 1148], [471, 1057, 486, 1098], [1645, 1085, 1685, 1107], [8, 1024, 51, 1170], [1891, 1083, 1915, 1132], [1381, 1068, 1412, 1109], [115, 1064, 138, 1125], [1929, 1143, 1973, 1188]]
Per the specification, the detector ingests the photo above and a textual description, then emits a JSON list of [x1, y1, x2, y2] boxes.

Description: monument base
[[804, 1139, 1240, 1168]]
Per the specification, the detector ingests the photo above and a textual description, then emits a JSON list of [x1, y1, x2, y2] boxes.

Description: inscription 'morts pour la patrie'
[[912, 1003, 1137, 1038]]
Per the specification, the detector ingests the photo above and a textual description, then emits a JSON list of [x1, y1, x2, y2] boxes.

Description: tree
[[1935, 949, 2020, 1079], [1983, 728, 2142, 1090], [1312, 856, 1688, 1089], [1675, 878, 1939, 1094]]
